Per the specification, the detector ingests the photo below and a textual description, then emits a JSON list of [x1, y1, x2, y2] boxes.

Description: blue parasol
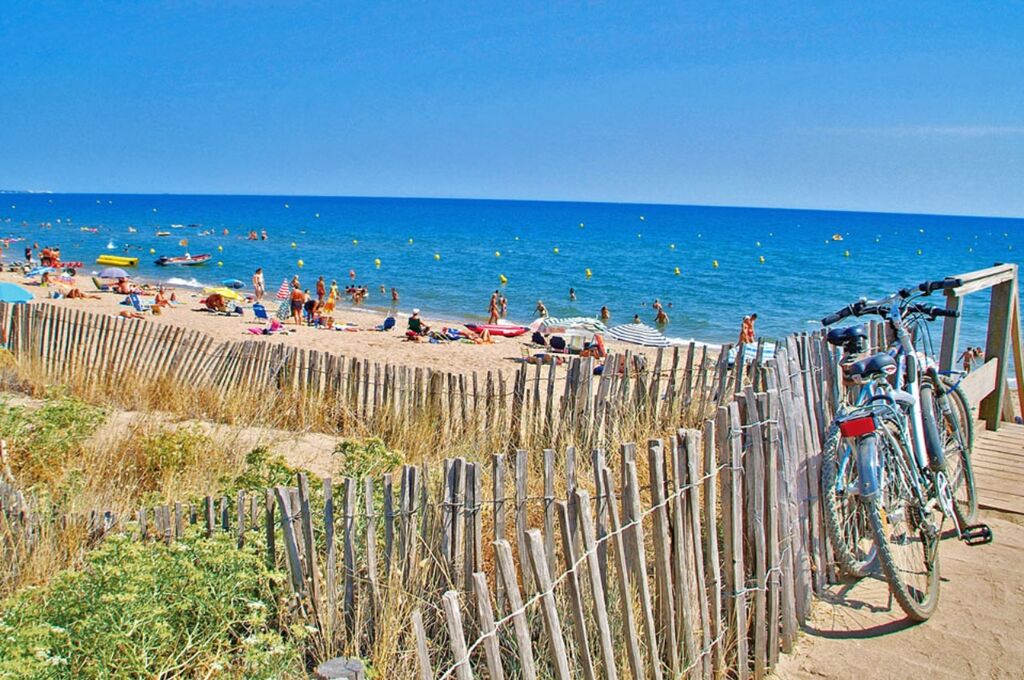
[[0, 282, 34, 304]]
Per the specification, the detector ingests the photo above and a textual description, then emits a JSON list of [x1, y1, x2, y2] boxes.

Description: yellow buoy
[[585, 268, 592, 278], [579, 222, 584, 228], [553, 247, 559, 254], [374, 258, 381, 268], [297, 259, 304, 267], [756, 241, 761, 247], [495, 251, 501, 257], [291, 242, 297, 248], [217, 261, 223, 267], [844, 250, 850, 257], [408, 238, 413, 244], [217, 245, 223, 252], [179, 238, 188, 247], [712, 260, 719, 269], [674, 267, 681, 276], [315, 213, 320, 218], [499, 274, 508, 284], [434, 253, 441, 261], [917, 249, 923, 256], [640, 215, 645, 221], [669, 243, 675, 250], [514, 236, 520, 241], [759, 255, 765, 263], [637, 233, 642, 239], [149, 248, 155, 254], [352, 239, 358, 246]]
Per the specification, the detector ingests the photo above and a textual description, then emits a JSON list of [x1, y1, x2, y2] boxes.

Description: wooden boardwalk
[[973, 421, 1024, 515]]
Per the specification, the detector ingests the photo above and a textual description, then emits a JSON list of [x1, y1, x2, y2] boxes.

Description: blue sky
[[1, 2, 1022, 216]]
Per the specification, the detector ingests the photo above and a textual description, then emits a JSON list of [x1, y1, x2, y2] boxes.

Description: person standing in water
[[600, 305, 610, 322], [569, 287, 576, 302], [739, 313, 757, 344], [655, 307, 669, 326], [252, 268, 265, 301], [536, 300, 548, 318], [499, 294, 508, 319], [391, 287, 399, 304], [488, 290, 500, 324]]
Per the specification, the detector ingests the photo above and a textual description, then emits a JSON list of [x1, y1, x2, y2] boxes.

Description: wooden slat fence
[[0, 301, 765, 449], [1, 330, 840, 678]]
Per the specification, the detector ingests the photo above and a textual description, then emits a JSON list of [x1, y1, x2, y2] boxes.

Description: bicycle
[[819, 277, 991, 620]]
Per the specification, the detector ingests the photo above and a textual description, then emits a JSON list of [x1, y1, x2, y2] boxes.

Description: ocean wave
[[165, 277, 205, 288]]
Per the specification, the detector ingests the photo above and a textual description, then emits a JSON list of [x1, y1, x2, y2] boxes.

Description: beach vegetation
[[0, 532, 301, 679], [333, 437, 402, 479]]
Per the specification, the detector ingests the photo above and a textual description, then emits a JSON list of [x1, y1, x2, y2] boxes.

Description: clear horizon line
[[3, 187, 1022, 222]]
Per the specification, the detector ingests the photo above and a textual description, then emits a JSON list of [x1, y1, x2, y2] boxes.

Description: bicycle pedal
[[960, 523, 994, 546]]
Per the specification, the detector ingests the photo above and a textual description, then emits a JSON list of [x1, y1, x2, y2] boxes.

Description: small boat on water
[[96, 254, 139, 266], [155, 253, 211, 267], [831, 233, 844, 241], [80, 227, 98, 233], [156, 231, 171, 237]]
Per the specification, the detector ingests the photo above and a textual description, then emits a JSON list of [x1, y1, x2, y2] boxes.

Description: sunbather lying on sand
[[65, 287, 100, 300]]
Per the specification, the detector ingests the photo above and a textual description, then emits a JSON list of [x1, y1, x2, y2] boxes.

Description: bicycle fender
[[919, 381, 947, 472], [856, 433, 882, 498]]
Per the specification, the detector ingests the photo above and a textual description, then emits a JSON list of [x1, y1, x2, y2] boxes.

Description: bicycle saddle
[[826, 324, 868, 346], [846, 352, 897, 380]]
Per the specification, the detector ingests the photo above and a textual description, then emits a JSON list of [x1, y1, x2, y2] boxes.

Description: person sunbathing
[[154, 288, 171, 307], [203, 293, 228, 313], [118, 310, 145, 320], [115, 278, 133, 295], [65, 287, 100, 300]]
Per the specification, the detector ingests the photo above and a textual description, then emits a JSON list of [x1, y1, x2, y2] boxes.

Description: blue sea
[[1, 193, 1021, 346]]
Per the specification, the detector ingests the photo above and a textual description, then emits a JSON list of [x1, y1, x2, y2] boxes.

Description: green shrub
[[0, 533, 301, 678], [333, 437, 402, 479], [219, 446, 302, 496], [0, 394, 105, 487]]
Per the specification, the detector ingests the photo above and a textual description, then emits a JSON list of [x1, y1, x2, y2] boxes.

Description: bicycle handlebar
[[823, 277, 963, 325], [900, 277, 963, 298]]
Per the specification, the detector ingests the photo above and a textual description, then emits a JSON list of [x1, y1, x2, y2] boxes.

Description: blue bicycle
[[820, 277, 989, 620]]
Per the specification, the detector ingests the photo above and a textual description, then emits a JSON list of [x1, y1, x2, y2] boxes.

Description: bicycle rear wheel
[[939, 379, 978, 526], [867, 421, 941, 622], [821, 423, 877, 577]]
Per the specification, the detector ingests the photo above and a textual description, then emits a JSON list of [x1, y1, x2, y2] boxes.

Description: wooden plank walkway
[[973, 421, 1024, 515]]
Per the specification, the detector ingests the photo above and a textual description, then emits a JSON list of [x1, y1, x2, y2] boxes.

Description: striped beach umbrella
[[275, 279, 290, 300], [608, 322, 671, 347], [530, 316, 609, 334]]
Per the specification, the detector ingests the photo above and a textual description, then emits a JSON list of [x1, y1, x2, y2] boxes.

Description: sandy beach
[[0, 269, 673, 377]]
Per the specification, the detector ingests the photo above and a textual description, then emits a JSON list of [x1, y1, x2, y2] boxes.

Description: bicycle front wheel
[[867, 421, 941, 622], [821, 423, 877, 578]]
